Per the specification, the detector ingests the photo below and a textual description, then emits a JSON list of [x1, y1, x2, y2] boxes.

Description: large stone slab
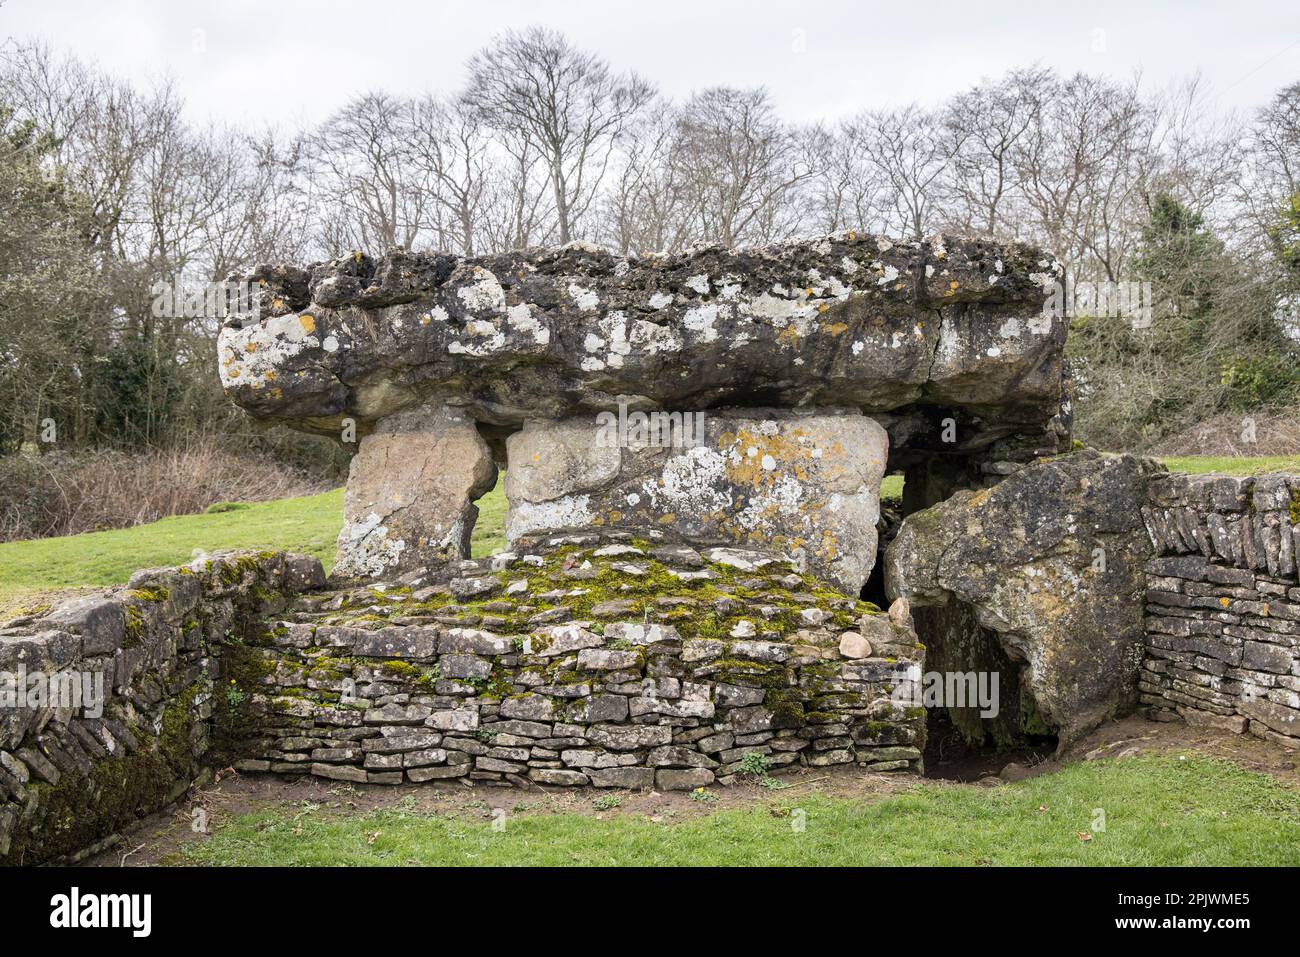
[[884, 450, 1162, 747], [334, 405, 497, 578], [217, 234, 1070, 459], [505, 408, 887, 593]]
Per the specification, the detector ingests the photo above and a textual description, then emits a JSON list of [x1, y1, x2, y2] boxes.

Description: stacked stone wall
[[1139, 472, 1300, 746], [2, 537, 924, 863], [237, 537, 925, 790], [0, 550, 324, 864]]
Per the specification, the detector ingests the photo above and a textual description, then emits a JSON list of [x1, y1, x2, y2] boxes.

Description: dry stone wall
[[1, 537, 924, 864], [0, 550, 325, 865], [237, 536, 926, 789], [1139, 472, 1300, 747]]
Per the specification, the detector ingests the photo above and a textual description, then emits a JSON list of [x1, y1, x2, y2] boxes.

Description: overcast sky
[[3, 0, 1297, 129]]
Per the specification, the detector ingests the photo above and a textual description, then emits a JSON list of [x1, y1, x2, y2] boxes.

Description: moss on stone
[[1, 682, 206, 865]]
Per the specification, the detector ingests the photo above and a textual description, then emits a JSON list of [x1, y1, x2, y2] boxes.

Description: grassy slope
[[0, 455, 1286, 613], [0, 489, 344, 612], [1159, 454, 1300, 476], [183, 755, 1300, 866]]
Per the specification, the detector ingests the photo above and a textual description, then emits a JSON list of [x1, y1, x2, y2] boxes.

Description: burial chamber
[[219, 233, 1072, 584], [212, 231, 1123, 756]]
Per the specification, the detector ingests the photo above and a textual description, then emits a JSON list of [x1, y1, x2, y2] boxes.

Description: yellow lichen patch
[[271, 297, 286, 311], [721, 428, 817, 491], [826, 322, 848, 336], [949, 281, 959, 291], [777, 323, 803, 347], [657, 513, 676, 525], [1219, 597, 1231, 608], [299, 314, 317, 335], [244, 342, 259, 353]]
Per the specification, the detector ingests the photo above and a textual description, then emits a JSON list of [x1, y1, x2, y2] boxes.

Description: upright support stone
[[504, 408, 887, 593], [334, 405, 497, 579], [885, 450, 1161, 748]]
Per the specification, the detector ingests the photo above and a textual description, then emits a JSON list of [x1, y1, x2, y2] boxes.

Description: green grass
[[471, 479, 508, 556], [0, 455, 1287, 614], [0, 489, 343, 610], [1157, 454, 1300, 476], [182, 755, 1300, 867], [0, 482, 513, 613]]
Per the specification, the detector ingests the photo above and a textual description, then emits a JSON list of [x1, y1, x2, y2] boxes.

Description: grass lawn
[[0, 455, 1287, 615], [0, 473, 899, 613], [1158, 454, 1300, 476], [181, 754, 1300, 866], [0, 490, 343, 613]]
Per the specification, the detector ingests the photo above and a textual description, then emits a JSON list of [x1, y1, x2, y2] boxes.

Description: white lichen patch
[[685, 274, 711, 295], [217, 312, 322, 389], [457, 267, 507, 314], [639, 446, 734, 515], [506, 302, 551, 346], [334, 512, 406, 578], [507, 494, 595, 542], [567, 283, 601, 312], [598, 312, 633, 368], [629, 318, 683, 354], [683, 303, 721, 342], [448, 315, 507, 356]]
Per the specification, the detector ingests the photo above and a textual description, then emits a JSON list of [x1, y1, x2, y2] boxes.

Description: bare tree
[[409, 96, 495, 255], [802, 121, 890, 235], [308, 92, 431, 253], [463, 27, 653, 245], [600, 100, 695, 254], [851, 104, 961, 241], [670, 86, 817, 247], [939, 68, 1048, 238]]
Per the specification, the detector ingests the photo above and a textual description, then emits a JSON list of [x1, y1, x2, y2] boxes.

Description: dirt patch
[[83, 715, 1300, 867]]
